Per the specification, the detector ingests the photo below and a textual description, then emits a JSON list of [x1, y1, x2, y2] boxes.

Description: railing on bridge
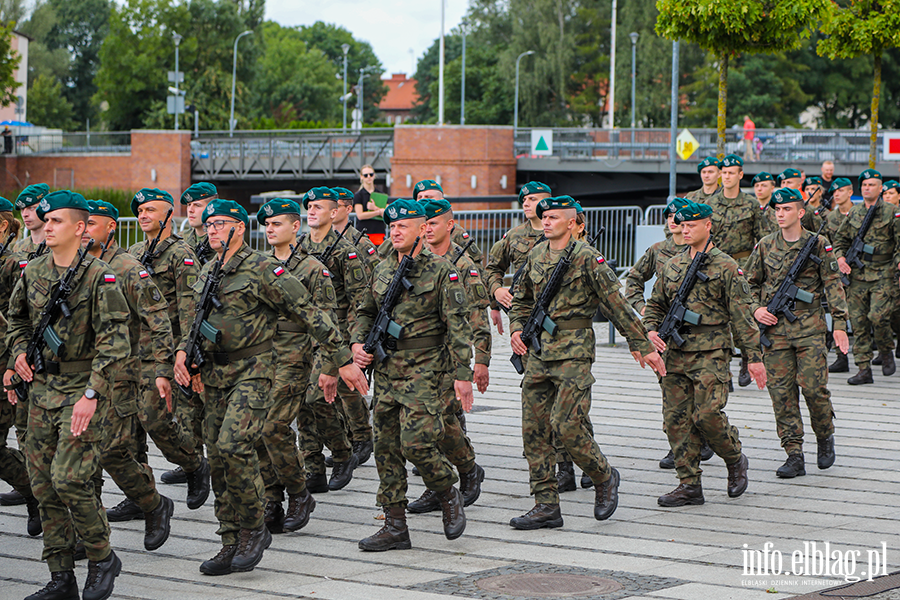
[[10, 131, 132, 155], [191, 129, 394, 181]]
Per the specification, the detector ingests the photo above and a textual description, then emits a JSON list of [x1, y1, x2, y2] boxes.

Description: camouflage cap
[[413, 179, 444, 200], [384, 199, 424, 225], [664, 197, 691, 217], [518, 181, 552, 204], [302, 186, 338, 209], [697, 156, 721, 173], [859, 168, 882, 185], [420, 198, 453, 220], [751, 172, 774, 185], [883, 180, 899, 193], [0, 196, 13, 212], [829, 177, 852, 193], [131, 188, 174, 217], [87, 200, 119, 221], [768, 187, 804, 210], [720, 154, 743, 168], [257, 198, 302, 226], [15, 183, 50, 210], [332, 187, 355, 202], [535, 195, 579, 219], [203, 199, 249, 228], [180, 182, 218, 205], [36, 190, 89, 222], [802, 176, 824, 190], [674, 201, 713, 224]]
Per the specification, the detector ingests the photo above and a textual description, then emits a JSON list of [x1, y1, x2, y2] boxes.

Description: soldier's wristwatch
[[84, 388, 98, 400]]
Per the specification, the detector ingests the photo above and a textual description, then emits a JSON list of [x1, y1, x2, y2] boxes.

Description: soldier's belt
[[384, 334, 444, 351], [211, 340, 273, 365], [687, 324, 727, 334], [868, 254, 893, 264], [45, 359, 93, 375], [276, 322, 304, 333], [555, 318, 594, 331], [730, 250, 752, 260], [793, 300, 816, 310]]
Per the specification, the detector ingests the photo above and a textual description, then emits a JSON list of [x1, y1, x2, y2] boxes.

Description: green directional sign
[[530, 129, 553, 156], [535, 136, 549, 151]]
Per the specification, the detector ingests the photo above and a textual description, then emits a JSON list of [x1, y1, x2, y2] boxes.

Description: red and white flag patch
[[596, 255, 605, 264], [273, 266, 285, 276], [367, 247, 376, 255], [462, 232, 470, 239], [895, 212, 900, 218], [348, 251, 358, 260], [104, 274, 116, 283], [323, 269, 331, 277], [824, 244, 833, 252], [138, 269, 150, 278], [184, 258, 194, 266], [449, 272, 459, 281], [737, 268, 744, 276], [18, 260, 27, 269], [469, 269, 479, 277]]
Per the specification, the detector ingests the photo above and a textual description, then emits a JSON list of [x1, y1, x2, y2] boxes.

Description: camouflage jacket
[[352, 247, 473, 382], [707, 190, 768, 259], [833, 198, 900, 282], [824, 206, 850, 247], [12, 235, 42, 257], [0, 248, 26, 316], [437, 242, 492, 366], [759, 204, 825, 238], [484, 221, 544, 297], [745, 229, 849, 339], [643, 246, 762, 361], [451, 225, 483, 264], [343, 223, 380, 270], [183, 227, 213, 266], [623, 237, 686, 314], [510, 238, 653, 362], [129, 234, 198, 359], [7, 251, 131, 409], [180, 242, 352, 389], [685, 186, 720, 202]]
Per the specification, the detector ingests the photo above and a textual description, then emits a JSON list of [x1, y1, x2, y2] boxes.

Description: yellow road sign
[[676, 129, 699, 161]]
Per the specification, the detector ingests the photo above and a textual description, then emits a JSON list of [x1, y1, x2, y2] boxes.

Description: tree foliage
[[27, 73, 75, 129], [0, 20, 20, 109]]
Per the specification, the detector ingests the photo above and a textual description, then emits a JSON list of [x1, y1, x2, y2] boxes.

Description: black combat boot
[[0, 488, 26, 505], [82, 550, 122, 600], [25, 494, 42, 536], [324, 455, 334, 467], [658, 450, 675, 469], [776, 453, 806, 479], [580, 471, 592, 489], [24, 570, 78, 600], [593, 468, 620, 521], [160, 466, 187, 484], [358, 506, 411, 551], [738, 356, 751, 387], [437, 486, 466, 540], [817, 435, 835, 469], [329, 454, 359, 491], [283, 489, 316, 532], [185, 457, 211, 509], [658, 483, 704, 507], [509, 503, 563, 530], [829, 351, 849, 373], [106, 497, 142, 522], [306, 471, 329, 493], [407, 489, 440, 513], [199, 544, 237, 576], [848, 366, 873, 385], [264, 500, 285, 534], [881, 352, 895, 376], [353, 439, 374, 465], [700, 437, 714, 461], [144, 495, 174, 551], [726, 454, 749, 497], [459, 463, 485, 506], [556, 461, 576, 492], [231, 525, 272, 572]]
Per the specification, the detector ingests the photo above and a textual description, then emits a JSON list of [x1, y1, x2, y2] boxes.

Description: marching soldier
[[685, 156, 721, 202], [333, 186, 380, 269], [644, 201, 765, 507], [180, 182, 218, 266], [825, 178, 855, 373], [752, 172, 778, 234], [745, 189, 846, 478], [412, 179, 483, 263], [777, 168, 804, 194], [13, 183, 50, 257]]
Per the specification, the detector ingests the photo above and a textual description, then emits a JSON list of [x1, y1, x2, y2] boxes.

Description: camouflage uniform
[[351, 247, 473, 507], [182, 242, 351, 544], [623, 236, 686, 314], [643, 247, 760, 484], [12, 235, 42, 257], [707, 190, 768, 262], [344, 223, 380, 270], [484, 222, 544, 300], [832, 198, 900, 368], [685, 187, 720, 202], [824, 208, 849, 246], [759, 204, 826, 238], [509, 240, 653, 504], [183, 227, 214, 266], [450, 225, 483, 265], [745, 230, 848, 455], [7, 251, 130, 571]]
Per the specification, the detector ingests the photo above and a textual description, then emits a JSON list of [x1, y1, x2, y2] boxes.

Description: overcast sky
[[266, 0, 469, 78]]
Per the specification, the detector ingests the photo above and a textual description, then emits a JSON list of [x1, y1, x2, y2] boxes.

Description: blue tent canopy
[[0, 121, 33, 126]]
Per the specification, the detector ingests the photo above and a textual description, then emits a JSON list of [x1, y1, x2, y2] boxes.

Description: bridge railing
[[11, 131, 132, 155]]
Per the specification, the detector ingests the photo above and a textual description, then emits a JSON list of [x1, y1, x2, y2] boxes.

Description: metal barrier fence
[[13, 131, 132, 155]]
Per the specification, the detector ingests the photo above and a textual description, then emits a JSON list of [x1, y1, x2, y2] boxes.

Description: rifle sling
[[555, 318, 594, 330], [276, 322, 304, 333], [211, 340, 273, 365], [384, 334, 444, 351], [45, 359, 93, 375], [868, 253, 892, 264]]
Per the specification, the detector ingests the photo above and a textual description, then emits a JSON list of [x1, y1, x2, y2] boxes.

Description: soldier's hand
[[748, 362, 767, 389], [351, 343, 373, 368], [191, 374, 204, 394], [641, 351, 666, 376], [3, 369, 16, 405], [474, 364, 489, 393], [318, 374, 338, 403], [156, 377, 173, 412], [833, 330, 850, 355], [339, 363, 369, 397], [648, 331, 666, 354], [454, 380, 474, 412], [173, 351, 191, 388], [71, 395, 97, 437], [490, 309, 505, 334], [640, 306, 646, 316], [837, 257, 851, 275], [754, 307, 778, 326], [510, 331, 528, 355], [14, 353, 33, 383], [494, 287, 513, 309]]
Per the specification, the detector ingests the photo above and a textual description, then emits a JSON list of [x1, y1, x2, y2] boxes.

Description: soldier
[[825, 178, 855, 374], [778, 168, 803, 193], [352, 199, 470, 551], [685, 156, 721, 202], [13, 183, 50, 257], [833, 169, 900, 384], [332, 186, 380, 269], [406, 198, 488, 513], [803, 176, 826, 211], [412, 179, 483, 264], [111, 188, 209, 522], [173, 199, 367, 575], [300, 187, 371, 484], [83, 200, 176, 550], [508, 196, 664, 528], [7, 190, 129, 600], [745, 189, 847, 478], [752, 172, 778, 235], [180, 182, 218, 266], [644, 201, 765, 507]]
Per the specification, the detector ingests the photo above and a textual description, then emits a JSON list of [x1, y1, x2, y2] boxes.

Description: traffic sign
[[676, 129, 698, 160], [531, 129, 553, 156], [167, 95, 184, 115], [884, 132, 900, 160], [167, 71, 184, 83]]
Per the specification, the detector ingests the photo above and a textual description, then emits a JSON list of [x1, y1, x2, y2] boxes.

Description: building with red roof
[[378, 73, 418, 125]]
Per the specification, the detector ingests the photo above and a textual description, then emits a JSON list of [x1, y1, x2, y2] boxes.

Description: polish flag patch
[[138, 269, 150, 278], [348, 251, 358, 260], [469, 269, 479, 277], [824, 244, 833, 252], [895, 212, 900, 218], [449, 272, 459, 281], [184, 258, 194, 266], [18, 260, 27, 269], [462, 232, 470, 239], [273, 266, 285, 276], [104, 274, 116, 283], [596, 255, 605, 264], [737, 268, 744, 276], [323, 269, 331, 277], [367, 247, 376, 255]]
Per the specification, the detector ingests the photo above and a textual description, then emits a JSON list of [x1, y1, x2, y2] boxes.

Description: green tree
[[0, 21, 21, 109], [438, 42, 511, 125], [410, 34, 462, 124], [26, 73, 75, 128], [818, 0, 900, 167], [0, 0, 26, 22], [656, 0, 830, 156], [19, 3, 71, 90]]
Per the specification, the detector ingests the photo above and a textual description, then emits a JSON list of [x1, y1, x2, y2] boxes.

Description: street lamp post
[[461, 18, 467, 125], [173, 33, 182, 131], [229, 30, 253, 137], [342, 43, 350, 132], [608, 0, 617, 129], [357, 67, 375, 128], [514, 50, 534, 136], [629, 32, 638, 129]]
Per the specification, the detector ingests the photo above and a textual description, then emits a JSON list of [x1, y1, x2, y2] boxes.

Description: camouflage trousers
[[204, 379, 269, 545], [762, 334, 835, 455], [298, 352, 352, 475], [0, 398, 30, 496], [138, 362, 201, 473], [437, 371, 475, 473], [660, 348, 742, 485], [25, 400, 111, 572], [340, 378, 372, 443], [258, 362, 311, 501], [521, 357, 609, 505], [845, 277, 895, 368], [373, 370, 457, 507]]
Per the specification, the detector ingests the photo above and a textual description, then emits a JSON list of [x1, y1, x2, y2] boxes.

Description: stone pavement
[[2, 321, 899, 599]]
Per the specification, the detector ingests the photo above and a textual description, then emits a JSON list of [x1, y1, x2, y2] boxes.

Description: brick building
[[378, 73, 417, 125]]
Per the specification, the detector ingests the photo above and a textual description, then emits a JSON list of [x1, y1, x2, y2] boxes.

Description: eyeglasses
[[362, 173, 375, 178], [203, 219, 239, 232]]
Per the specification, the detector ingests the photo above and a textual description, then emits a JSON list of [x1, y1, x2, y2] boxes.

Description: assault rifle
[[498, 234, 546, 315], [139, 207, 173, 276], [656, 237, 712, 347], [361, 237, 420, 368], [353, 229, 367, 247], [510, 241, 578, 374], [840, 201, 878, 286], [194, 236, 212, 266], [28, 240, 47, 261], [282, 233, 306, 267], [452, 239, 475, 265], [9, 239, 95, 401], [99, 230, 116, 261], [759, 222, 826, 348], [315, 222, 351, 265], [0, 230, 16, 261], [178, 228, 235, 398]]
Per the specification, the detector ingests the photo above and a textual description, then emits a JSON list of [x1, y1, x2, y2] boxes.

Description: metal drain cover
[[476, 573, 623, 597]]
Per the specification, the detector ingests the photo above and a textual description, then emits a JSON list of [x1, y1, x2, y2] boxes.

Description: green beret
[[777, 168, 801, 184], [15, 183, 50, 210], [180, 182, 218, 205], [36, 190, 89, 222], [383, 199, 425, 225], [751, 172, 774, 185], [535, 195, 579, 219], [720, 154, 743, 168], [883, 180, 899, 193], [413, 179, 443, 200], [518, 181, 552, 204], [131, 188, 173, 217], [859, 169, 882, 185], [697, 156, 721, 173], [574, 201, 584, 214], [664, 197, 691, 217], [829, 178, 852, 193], [768, 187, 804, 209], [332, 187, 355, 202], [302, 186, 338, 209], [202, 199, 249, 228], [420, 198, 453, 220], [87, 200, 119, 221], [674, 201, 713, 224], [802, 176, 823, 190], [0, 196, 13, 212], [258, 198, 302, 226]]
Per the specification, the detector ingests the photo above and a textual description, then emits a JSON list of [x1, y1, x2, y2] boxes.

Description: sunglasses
[[362, 173, 375, 178]]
